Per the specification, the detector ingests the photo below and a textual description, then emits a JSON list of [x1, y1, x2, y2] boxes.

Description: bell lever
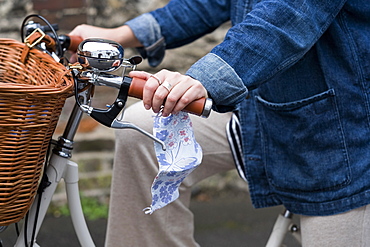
[[122, 55, 143, 76]]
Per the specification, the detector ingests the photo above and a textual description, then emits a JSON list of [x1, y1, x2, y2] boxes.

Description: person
[[70, 0, 370, 246]]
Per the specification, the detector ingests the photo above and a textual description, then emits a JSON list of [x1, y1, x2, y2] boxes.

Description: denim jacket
[[126, 0, 370, 216]]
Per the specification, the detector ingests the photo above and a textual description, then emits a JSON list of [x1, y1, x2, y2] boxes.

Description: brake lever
[[111, 119, 166, 151], [80, 76, 131, 127], [78, 76, 166, 150]]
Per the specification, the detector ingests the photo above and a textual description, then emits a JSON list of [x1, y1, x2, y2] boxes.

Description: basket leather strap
[[21, 28, 56, 64]]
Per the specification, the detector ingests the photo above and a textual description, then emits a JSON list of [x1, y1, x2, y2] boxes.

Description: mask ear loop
[[157, 107, 164, 117]]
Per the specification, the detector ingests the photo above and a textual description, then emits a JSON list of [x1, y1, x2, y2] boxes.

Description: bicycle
[[0, 15, 301, 247]]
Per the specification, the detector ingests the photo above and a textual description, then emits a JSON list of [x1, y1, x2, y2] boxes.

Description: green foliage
[[49, 194, 109, 220], [80, 195, 109, 220]]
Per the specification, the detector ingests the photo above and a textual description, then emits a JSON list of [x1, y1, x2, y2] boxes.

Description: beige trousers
[[105, 102, 235, 247], [300, 205, 370, 247], [105, 101, 370, 247]]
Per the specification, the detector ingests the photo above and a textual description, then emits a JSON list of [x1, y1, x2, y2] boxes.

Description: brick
[[29, 11, 88, 31], [57, 14, 88, 32], [33, 12, 59, 26], [32, 0, 87, 11], [28, 11, 87, 31]]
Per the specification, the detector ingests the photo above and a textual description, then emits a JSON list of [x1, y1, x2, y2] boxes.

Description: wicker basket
[[0, 38, 73, 226]]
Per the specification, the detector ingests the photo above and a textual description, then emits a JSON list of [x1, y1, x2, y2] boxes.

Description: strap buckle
[[24, 28, 46, 48]]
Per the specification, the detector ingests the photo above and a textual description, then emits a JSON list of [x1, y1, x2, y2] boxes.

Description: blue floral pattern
[[143, 111, 202, 214]]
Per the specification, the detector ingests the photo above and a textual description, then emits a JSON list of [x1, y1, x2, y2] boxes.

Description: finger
[[129, 71, 153, 110], [151, 79, 174, 114], [68, 52, 78, 63], [151, 70, 185, 115], [161, 79, 207, 116], [142, 72, 165, 111], [173, 85, 207, 114], [158, 80, 180, 116], [149, 74, 162, 85], [128, 70, 151, 80]]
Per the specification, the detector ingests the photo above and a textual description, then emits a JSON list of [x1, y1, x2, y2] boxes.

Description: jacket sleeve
[[126, 0, 230, 67], [187, 0, 347, 112]]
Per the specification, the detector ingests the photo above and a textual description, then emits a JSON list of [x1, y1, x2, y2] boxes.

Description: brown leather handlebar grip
[[68, 35, 84, 52], [128, 77, 211, 117]]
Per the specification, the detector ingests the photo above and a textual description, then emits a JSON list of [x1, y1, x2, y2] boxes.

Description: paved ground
[[0, 192, 301, 247]]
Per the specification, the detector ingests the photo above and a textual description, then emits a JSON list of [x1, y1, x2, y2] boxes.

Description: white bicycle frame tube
[[15, 154, 95, 247], [65, 160, 95, 247], [265, 213, 291, 247], [265, 210, 301, 247]]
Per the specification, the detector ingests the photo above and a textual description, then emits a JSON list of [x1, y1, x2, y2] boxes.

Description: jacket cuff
[[186, 53, 248, 112], [125, 13, 166, 67]]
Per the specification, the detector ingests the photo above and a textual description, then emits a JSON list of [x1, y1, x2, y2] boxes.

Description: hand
[[69, 24, 109, 40], [129, 69, 208, 117], [69, 24, 140, 46]]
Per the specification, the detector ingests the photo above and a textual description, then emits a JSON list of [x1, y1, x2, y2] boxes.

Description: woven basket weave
[[0, 38, 73, 226]]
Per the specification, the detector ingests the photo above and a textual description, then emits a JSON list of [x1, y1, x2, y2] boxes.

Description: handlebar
[[59, 34, 83, 52], [128, 77, 212, 118], [76, 71, 212, 120], [27, 29, 212, 117]]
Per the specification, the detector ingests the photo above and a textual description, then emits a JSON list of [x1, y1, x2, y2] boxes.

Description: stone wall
[[0, 0, 230, 72], [0, 0, 245, 208], [0, 0, 169, 38]]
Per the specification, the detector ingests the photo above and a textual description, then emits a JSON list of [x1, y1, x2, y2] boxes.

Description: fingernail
[[144, 104, 150, 110]]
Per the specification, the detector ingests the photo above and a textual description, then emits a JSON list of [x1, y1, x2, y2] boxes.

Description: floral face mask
[[143, 111, 203, 214]]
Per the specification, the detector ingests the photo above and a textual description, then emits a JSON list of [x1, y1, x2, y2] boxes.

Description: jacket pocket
[[256, 89, 351, 192]]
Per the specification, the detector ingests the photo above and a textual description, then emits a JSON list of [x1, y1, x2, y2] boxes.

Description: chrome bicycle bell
[[77, 38, 124, 72]]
